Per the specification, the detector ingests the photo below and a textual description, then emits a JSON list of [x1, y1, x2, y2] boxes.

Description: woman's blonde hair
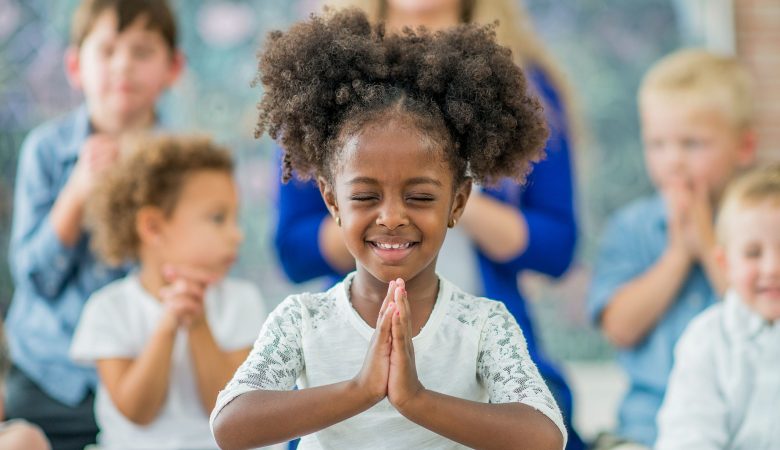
[[320, 0, 578, 144]]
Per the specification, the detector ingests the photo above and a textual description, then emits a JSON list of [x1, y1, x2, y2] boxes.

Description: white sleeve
[[70, 288, 135, 364], [655, 317, 728, 450], [210, 295, 304, 426], [214, 280, 269, 351], [476, 302, 567, 448]]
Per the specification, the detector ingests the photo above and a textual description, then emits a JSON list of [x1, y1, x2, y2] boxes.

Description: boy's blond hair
[[639, 49, 753, 129], [716, 164, 780, 243], [85, 134, 234, 266]]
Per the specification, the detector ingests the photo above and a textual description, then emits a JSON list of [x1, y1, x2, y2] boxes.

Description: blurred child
[[587, 49, 756, 448], [70, 135, 267, 449], [5, 1, 182, 447], [0, 323, 50, 450], [211, 9, 566, 450], [656, 164, 780, 449]]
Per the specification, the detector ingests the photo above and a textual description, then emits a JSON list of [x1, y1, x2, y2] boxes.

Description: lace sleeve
[[476, 301, 567, 443], [211, 295, 305, 421]]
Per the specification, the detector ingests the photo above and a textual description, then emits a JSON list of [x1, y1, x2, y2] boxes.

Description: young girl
[[69, 135, 268, 449], [273, 1, 584, 447], [212, 8, 566, 450], [656, 164, 780, 449]]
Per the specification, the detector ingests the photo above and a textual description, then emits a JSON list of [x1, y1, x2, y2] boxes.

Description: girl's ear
[[318, 176, 340, 219], [64, 46, 82, 90], [449, 179, 472, 227], [136, 206, 166, 246]]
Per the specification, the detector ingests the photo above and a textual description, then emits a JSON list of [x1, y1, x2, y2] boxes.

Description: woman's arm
[[273, 148, 352, 282]]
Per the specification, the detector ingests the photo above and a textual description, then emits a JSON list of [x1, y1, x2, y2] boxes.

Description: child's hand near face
[[387, 279, 425, 412], [353, 280, 396, 404], [159, 265, 214, 329], [663, 178, 716, 262], [69, 134, 120, 200]]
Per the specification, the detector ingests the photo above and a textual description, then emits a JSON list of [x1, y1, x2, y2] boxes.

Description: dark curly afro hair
[[255, 7, 549, 187]]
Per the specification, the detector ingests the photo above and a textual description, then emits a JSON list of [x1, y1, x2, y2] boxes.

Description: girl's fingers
[[379, 302, 395, 339], [378, 280, 395, 319]]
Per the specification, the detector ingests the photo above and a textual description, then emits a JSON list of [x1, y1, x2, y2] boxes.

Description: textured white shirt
[[211, 272, 566, 449], [656, 290, 780, 450], [71, 274, 267, 450]]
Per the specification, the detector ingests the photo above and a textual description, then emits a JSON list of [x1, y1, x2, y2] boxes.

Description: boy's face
[[67, 10, 182, 126], [640, 94, 754, 199], [157, 170, 243, 280], [721, 202, 780, 321], [321, 119, 469, 285]]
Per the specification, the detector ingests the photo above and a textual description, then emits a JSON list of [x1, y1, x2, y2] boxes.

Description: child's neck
[[137, 254, 166, 302], [351, 267, 440, 308], [89, 108, 156, 136]]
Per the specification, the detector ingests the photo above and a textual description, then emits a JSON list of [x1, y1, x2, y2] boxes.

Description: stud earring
[[335, 216, 341, 227], [449, 218, 457, 228]]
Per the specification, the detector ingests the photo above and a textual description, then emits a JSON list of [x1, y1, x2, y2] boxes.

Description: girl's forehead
[[336, 127, 452, 181]]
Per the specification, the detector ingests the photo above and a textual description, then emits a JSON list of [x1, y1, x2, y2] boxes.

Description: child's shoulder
[[27, 106, 86, 142], [82, 275, 138, 315], [268, 286, 342, 324], [444, 279, 515, 328], [215, 277, 264, 300]]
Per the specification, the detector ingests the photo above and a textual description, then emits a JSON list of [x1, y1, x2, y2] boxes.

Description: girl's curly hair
[[86, 134, 233, 266], [255, 7, 549, 186]]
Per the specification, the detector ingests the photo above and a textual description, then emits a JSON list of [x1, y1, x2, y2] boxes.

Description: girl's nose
[[376, 198, 409, 230]]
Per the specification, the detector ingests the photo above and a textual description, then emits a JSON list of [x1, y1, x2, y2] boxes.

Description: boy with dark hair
[[4, 1, 183, 448]]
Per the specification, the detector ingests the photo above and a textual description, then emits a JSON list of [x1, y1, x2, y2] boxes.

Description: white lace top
[[211, 273, 566, 449]]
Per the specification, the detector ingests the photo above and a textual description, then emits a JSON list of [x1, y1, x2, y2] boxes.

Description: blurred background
[[1, 0, 778, 441]]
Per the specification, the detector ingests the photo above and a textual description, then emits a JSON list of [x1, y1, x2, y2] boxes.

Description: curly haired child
[[69, 135, 268, 449], [211, 8, 566, 450]]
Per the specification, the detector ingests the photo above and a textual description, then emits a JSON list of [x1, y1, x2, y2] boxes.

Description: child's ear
[[317, 176, 340, 220], [64, 46, 82, 90], [136, 206, 166, 246], [714, 245, 728, 273], [736, 128, 758, 167], [165, 50, 186, 87], [449, 179, 473, 227]]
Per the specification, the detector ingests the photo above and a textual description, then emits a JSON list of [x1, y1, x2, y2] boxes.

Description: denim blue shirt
[[6, 105, 136, 406], [587, 194, 717, 447]]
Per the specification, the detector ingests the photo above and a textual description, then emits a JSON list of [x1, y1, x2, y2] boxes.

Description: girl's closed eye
[[406, 193, 436, 203], [351, 193, 379, 202]]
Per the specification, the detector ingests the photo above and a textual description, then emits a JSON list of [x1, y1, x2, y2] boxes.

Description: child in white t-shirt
[[210, 9, 566, 450], [70, 135, 267, 449], [656, 164, 780, 449]]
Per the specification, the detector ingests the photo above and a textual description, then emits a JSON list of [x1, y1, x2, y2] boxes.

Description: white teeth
[[375, 242, 412, 250]]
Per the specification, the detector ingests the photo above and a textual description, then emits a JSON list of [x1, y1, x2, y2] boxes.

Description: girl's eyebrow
[[346, 176, 443, 187]]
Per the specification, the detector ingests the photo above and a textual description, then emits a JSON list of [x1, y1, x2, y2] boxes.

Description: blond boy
[[587, 49, 756, 447], [4, 1, 182, 448], [656, 164, 780, 449]]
